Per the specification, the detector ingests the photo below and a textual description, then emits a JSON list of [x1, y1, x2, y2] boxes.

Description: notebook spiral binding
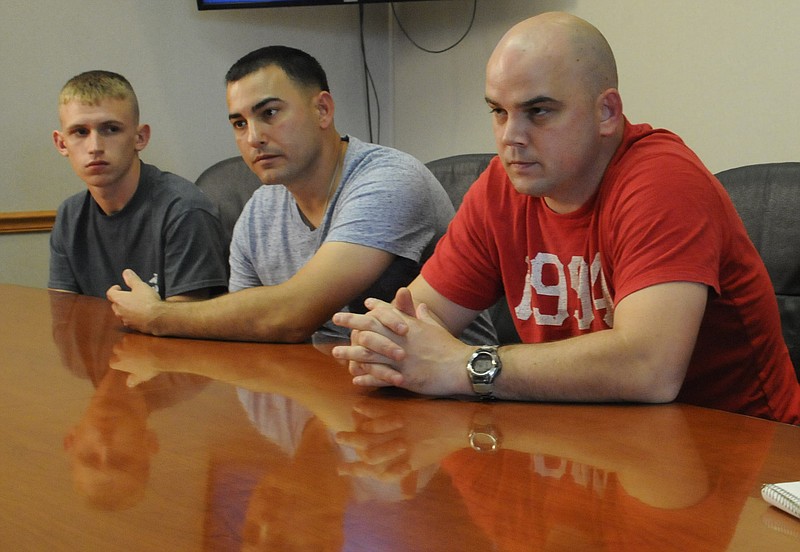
[[761, 483, 800, 519]]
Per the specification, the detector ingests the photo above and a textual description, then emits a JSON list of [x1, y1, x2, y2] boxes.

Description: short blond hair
[[58, 70, 139, 123]]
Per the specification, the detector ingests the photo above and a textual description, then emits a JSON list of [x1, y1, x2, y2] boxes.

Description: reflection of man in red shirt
[[441, 410, 772, 551]]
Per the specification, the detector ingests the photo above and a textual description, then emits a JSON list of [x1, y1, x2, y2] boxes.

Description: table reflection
[[50, 291, 208, 510], [105, 330, 775, 551]]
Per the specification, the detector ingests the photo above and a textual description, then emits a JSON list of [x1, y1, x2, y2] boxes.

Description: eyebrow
[[228, 96, 281, 121], [485, 95, 559, 108], [65, 119, 125, 130]]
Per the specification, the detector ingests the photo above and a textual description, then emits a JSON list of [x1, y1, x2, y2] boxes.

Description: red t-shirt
[[423, 121, 800, 423]]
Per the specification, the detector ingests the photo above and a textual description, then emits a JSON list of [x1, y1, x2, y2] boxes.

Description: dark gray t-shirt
[[49, 162, 228, 299]]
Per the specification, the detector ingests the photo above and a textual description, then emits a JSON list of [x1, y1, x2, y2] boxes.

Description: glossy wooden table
[[1, 284, 798, 551]]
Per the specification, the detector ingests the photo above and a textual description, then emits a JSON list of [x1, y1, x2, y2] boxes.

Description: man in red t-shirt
[[332, 12, 800, 424]]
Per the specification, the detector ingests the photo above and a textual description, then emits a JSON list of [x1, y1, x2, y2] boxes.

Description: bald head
[[489, 12, 617, 99], [484, 12, 624, 211]]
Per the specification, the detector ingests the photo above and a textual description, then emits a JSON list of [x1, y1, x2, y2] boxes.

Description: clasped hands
[[332, 287, 472, 396]]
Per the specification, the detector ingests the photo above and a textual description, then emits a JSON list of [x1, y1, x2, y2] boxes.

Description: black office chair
[[426, 153, 496, 210], [195, 156, 262, 247], [715, 162, 800, 376], [425, 154, 522, 344]]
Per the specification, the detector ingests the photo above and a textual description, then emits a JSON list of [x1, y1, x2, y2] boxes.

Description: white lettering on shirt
[[514, 252, 614, 329], [148, 272, 159, 296]]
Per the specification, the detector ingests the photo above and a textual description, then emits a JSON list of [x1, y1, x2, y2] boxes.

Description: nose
[[246, 120, 267, 148], [87, 131, 104, 154], [499, 114, 528, 147]]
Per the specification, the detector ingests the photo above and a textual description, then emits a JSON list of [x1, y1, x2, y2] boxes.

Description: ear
[[597, 88, 623, 136], [53, 130, 69, 157], [135, 124, 151, 152], [314, 91, 335, 129]]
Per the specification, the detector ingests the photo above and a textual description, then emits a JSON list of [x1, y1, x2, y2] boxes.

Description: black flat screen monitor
[[198, 0, 431, 9]]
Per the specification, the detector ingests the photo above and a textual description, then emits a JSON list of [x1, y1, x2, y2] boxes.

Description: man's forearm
[[148, 287, 317, 342], [491, 330, 686, 404]]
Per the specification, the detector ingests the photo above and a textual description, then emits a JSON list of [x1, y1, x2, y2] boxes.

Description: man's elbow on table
[[618, 356, 688, 404]]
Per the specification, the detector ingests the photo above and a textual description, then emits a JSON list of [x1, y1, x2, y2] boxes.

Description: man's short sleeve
[[48, 207, 80, 293], [163, 205, 229, 297]]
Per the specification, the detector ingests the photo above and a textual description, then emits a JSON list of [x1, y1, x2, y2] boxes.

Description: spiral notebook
[[761, 481, 800, 520]]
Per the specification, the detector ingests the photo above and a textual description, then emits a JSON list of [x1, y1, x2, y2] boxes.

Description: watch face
[[473, 354, 494, 375]]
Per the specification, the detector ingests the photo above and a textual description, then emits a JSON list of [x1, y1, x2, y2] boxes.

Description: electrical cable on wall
[[392, 0, 477, 54], [358, 4, 381, 143], [359, 0, 478, 143]]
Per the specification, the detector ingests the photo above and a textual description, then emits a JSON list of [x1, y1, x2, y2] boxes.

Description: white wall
[[391, 0, 800, 173], [0, 0, 391, 287]]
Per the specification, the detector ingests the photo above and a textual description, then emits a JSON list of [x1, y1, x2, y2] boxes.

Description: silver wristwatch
[[466, 346, 502, 397]]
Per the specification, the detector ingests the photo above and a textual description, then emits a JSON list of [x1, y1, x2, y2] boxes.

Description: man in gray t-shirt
[[107, 46, 495, 344], [230, 135, 456, 340]]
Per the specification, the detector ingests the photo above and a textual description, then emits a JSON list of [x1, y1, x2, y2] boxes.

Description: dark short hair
[[225, 46, 329, 93]]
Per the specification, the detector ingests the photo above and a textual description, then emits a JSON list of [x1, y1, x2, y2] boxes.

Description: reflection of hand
[[110, 334, 179, 387], [110, 333, 349, 393], [106, 269, 163, 335], [335, 401, 416, 498], [335, 398, 474, 498], [109, 334, 365, 434]]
